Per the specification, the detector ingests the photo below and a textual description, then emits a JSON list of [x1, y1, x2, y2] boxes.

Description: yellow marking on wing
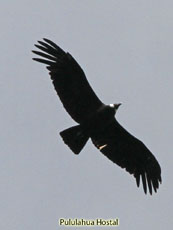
[[99, 144, 107, 150]]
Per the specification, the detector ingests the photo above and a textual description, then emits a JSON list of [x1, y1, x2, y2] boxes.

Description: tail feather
[[60, 125, 89, 154]]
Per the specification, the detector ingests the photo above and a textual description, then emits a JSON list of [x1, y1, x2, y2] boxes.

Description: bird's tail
[[60, 125, 89, 154]]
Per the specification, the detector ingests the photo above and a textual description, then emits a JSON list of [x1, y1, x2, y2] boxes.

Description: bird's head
[[109, 103, 122, 114]]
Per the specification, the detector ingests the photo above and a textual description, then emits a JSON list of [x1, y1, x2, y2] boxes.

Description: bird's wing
[[32, 38, 103, 123], [91, 120, 162, 195]]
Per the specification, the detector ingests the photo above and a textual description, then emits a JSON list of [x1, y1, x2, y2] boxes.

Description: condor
[[32, 38, 162, 195]]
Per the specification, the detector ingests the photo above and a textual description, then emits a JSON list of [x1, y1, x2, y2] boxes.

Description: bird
[[32, 38, 162, 195]]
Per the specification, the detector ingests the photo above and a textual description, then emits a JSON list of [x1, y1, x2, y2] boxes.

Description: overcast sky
[[1, 0, 173, 229]]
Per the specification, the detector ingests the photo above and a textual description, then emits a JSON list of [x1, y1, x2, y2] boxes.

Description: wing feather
[[32, 38, 103, 123], [91, 120, 162, 195]]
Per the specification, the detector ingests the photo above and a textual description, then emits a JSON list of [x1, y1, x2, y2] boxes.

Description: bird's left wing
[[91, 120, 162, 195], [32, 38, 103, 123]]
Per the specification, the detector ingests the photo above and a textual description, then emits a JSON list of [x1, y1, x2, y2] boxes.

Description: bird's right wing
[[91, 120, 162, 195], [32, 38, 103, 123]]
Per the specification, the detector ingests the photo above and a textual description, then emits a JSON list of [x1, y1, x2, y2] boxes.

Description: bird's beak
[[114, 103, 122, 110]]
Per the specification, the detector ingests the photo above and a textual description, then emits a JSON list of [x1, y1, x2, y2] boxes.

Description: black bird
[[32, 38, 162, 195]]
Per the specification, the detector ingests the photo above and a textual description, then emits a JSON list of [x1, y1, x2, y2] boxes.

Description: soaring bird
[[32, 38, 162, 195]]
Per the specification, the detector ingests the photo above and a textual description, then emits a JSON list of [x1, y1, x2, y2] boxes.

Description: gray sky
[[1, 0, 172, 229]]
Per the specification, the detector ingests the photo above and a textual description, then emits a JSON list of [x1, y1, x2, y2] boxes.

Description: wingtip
[[34, 44, 41, 49], [32, 50, 37, 54], [32, 58, 43, 63], [135, 174, 140, 187], [142, 173, 147, 194], [159, 175, 162, 183], [43, 38, 49, 42], [37, 40, 45, 46], [149, 188, 152, 195]]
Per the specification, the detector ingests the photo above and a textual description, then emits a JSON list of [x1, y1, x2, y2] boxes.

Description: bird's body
[[81, 104, 116, 134], [33, 38, 162, 195]]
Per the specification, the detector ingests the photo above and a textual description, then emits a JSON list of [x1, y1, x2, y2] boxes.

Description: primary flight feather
[[32, 38, 162, 195]]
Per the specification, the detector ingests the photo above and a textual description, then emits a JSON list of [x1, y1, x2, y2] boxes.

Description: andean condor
[[32, 38, 162, 195]]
